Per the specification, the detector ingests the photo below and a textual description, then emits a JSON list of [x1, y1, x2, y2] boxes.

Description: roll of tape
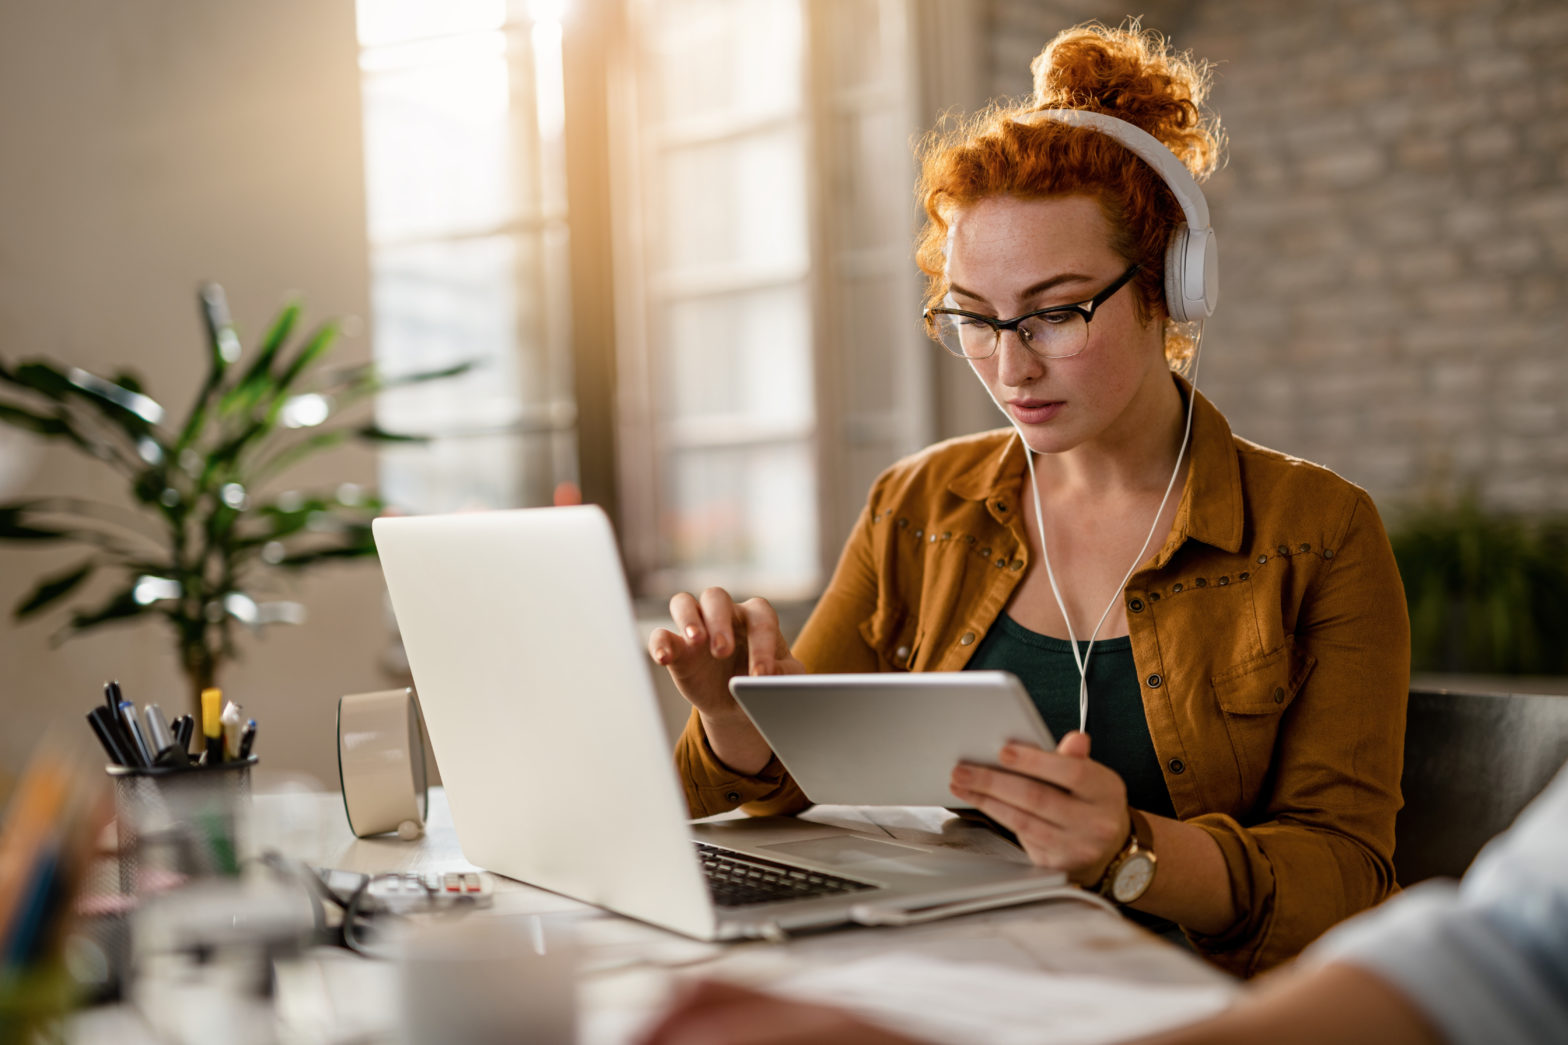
[[337, 687, 429, 839]]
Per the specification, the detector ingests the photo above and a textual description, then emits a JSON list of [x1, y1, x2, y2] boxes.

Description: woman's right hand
[[647, 587, 803, 774]]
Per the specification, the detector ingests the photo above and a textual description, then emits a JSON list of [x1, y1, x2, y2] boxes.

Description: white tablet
[[727, 671, 1055, 807]]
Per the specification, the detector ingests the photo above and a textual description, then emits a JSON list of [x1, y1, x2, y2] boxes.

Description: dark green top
[[966, 613, 1176, 820]]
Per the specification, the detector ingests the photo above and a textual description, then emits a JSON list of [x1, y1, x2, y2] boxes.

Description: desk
[[79, 786, 1239, 1044]]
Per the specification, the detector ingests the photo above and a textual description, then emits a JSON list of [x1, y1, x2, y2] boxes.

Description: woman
[[648, 21, 1408, 976]]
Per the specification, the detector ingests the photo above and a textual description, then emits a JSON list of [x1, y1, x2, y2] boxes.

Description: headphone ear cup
[[1163, 227, 1191, 322], [1162, 224, 1218, 322]]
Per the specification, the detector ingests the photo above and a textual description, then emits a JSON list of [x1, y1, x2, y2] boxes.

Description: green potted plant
[[1390, 498, 1568, 676], [0, 283, 468, 714]]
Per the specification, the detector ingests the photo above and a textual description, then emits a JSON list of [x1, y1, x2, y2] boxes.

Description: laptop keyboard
[[694, 842, 876, 907]]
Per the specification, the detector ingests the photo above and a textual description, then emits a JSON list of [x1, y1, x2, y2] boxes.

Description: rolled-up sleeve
[[673, 500, 881, 818], [1304, 763, 1568, 1045]]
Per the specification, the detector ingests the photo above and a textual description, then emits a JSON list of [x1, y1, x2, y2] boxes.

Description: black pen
[[87, 707, 133, 765], [117, 700, 154, 768], [104, 680, 122, 716], [237, 719, 257, 759], [173, 714, 194, 757]]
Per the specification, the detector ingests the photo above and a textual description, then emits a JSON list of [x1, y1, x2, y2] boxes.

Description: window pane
[[357, 0, 506, 47], [664, 285, 812, 428], [833, 105, 907, 252], [660, 129, 809, 273], [379, 432, 521, 514], [372, 236, 524, 431], [664, 442, 818, 593], [645, 0, 802, 124], [362, 36, 516, 240]]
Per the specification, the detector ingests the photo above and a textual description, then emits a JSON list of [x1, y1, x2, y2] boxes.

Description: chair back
[[1396, 687, 1568, 886]]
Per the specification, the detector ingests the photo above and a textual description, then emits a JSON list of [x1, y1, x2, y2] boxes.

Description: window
[[357, 0, 578, 514], [611, 0, 936, 600]]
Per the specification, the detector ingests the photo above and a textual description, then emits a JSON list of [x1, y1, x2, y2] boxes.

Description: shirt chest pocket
[[1210, 637, 1317, 814]]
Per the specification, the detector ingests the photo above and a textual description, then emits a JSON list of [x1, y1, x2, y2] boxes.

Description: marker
[[86, 707, 133, 766], [220, 702, 244, 761], [143, 704, 182, 766], [237, 719, 257, 759], [117, 701, 154, 767], [201, 687, 224, 765]]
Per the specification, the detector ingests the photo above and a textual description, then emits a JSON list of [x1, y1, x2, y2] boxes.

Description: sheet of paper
[[772, 953, 1238, 1045]]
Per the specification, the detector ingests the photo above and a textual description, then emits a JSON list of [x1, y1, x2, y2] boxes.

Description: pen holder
[[108, 757, 257, 895]]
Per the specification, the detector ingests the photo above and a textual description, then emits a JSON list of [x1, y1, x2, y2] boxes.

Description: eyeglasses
[[923, 263, 1142, 361]]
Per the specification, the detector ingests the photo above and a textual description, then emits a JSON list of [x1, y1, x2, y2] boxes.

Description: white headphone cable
[[1020, 324, 1205, 732]]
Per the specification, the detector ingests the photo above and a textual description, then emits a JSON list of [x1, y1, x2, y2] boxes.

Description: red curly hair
[[915, 20, 1224, 369]]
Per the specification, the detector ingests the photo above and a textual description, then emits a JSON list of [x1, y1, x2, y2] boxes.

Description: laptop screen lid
[[371, 506, 718, 939]]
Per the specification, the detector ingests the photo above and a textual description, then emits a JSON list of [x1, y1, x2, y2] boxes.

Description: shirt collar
[[946, 374, 1244, 559]]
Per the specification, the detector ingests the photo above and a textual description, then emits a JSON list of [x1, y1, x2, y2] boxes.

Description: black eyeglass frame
[[923, 262, 1143, 360]]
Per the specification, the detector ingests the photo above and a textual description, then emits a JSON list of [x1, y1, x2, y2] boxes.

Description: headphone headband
[[1020, 108, 1218, 320]]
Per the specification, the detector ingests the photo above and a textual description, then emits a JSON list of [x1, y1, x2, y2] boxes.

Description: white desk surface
[[76, 786, 1239, 1044]]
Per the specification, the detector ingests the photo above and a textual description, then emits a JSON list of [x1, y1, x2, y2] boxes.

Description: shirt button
[[979, 547, 992, 558], [1324, 548, 1335, 559], [1167, 758, 1186, 775], [1149, 592, 1161, 602], [1194, 577, 1207, 587], [914, 528, 924, 538], [897, 517, 909, 528], [1277, 545, 1289, 556], [1257, 554, 1268, 564], [1172, 582, 1184, 593], [959, 632, 976, 646], [725, 791, 741, 803], [1299, 543, 1311, 553], [1273, 687, 1286, 703], [1010, 559, 1024, 571], [895, 645, 910, 662], [1128, 598, 1144, 612], [994, 558, 1006, 568], [1146, 673, 1163, 688], [1217, 576, 1229, 586], [928, 533, 937, 543]]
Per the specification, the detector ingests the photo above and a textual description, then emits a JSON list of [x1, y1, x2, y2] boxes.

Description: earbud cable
[[1021, 326, 1204, 732]]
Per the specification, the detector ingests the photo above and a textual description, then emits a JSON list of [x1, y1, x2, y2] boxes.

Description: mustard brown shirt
[[675, 381, 1410, 976]]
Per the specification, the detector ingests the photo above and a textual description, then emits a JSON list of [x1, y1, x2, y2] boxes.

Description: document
[[773, 953, 1237, 1045]]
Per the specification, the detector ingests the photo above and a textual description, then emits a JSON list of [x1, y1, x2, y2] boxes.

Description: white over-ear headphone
[[1022, 108, 1218, 322]]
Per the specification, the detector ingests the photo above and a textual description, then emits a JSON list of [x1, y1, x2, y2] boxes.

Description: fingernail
[[1000, 745, 1018, 765], [653, 649, 669, 665], [712, 639, 730, 657], [685, 626, 700, 640], [951, 766, 973, 785]]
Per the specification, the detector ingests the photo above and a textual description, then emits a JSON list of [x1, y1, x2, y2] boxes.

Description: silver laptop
[[372, 505, 1069, 941]]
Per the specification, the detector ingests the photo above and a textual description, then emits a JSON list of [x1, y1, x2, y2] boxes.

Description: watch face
[[1111, 853, 1156, 904]]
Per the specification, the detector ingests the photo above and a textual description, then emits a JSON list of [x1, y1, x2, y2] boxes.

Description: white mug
[[336, 687, 428, 839]]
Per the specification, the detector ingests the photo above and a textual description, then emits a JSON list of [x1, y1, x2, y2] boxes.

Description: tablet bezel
[[727, 671, 1055, 807]]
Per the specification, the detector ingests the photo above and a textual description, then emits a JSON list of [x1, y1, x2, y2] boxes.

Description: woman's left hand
[[949, 731, 1130, 887]]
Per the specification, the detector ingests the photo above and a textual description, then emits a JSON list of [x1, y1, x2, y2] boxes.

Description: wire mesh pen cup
[[107, 756, 257, 895]]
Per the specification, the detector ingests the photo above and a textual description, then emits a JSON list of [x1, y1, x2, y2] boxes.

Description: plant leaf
[[0, 504, 73, 540], [53, 583, 148, 642], [220, 300, 301, 417], [355, 424, 432, 444], [14, 560, 96, 619]]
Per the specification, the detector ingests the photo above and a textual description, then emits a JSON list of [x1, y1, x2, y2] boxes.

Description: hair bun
[[1029, 20, 1222, 180]]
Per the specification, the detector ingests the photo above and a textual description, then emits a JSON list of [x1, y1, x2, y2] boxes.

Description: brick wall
[[982, 0, 1568, 518]]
